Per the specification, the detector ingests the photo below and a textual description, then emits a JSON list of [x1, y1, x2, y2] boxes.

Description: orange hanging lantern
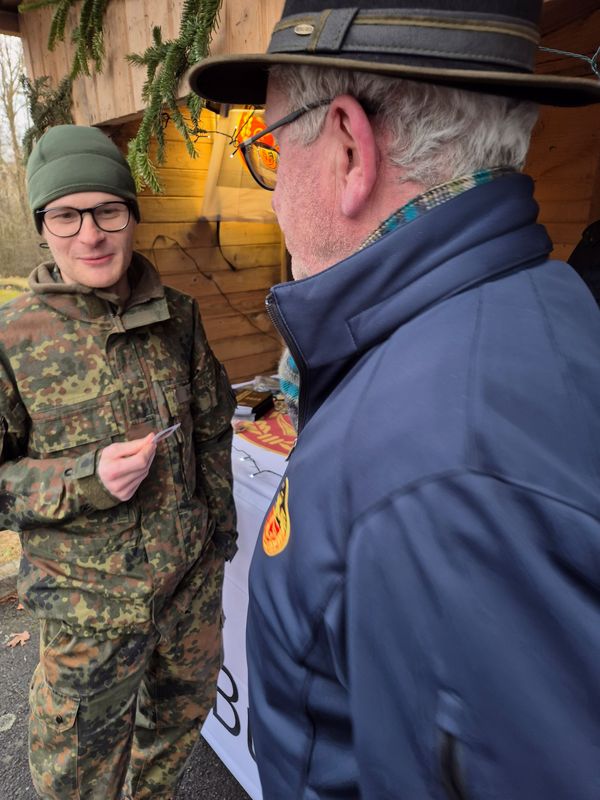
[[234, 110, 279, 176]]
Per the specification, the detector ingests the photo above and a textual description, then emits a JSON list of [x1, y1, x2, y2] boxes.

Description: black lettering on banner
[[213, 665, 241, 736]]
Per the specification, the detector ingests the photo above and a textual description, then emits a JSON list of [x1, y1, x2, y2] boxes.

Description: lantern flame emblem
[[235, 111, 279, 176], [262, 478, 290, 556]]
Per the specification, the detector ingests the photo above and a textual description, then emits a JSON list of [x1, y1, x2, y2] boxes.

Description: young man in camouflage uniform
[[0, 124, 237, 799]]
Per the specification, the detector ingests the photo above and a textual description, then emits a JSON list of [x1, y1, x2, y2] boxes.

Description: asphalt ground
[[0, 595, 251, 800]]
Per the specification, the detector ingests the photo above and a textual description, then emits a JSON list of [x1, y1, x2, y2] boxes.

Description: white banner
[[201, 435, 286, 798]]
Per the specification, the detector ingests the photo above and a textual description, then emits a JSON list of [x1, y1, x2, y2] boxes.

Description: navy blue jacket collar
[[268, 173, 552, 429]]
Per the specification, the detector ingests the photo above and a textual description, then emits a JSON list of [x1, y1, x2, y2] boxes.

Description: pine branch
[[17, 0, 60, 13], [127, 140, 162, 195], [20, 0, 109, 78], [126, 0, 223, 192], [48, 0, 72, 51], [20, 74, 74, 161], [19, 0, 224, 193]]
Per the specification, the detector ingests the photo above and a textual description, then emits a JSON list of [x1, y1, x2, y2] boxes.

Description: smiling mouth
[[80, 254, 113, 263]]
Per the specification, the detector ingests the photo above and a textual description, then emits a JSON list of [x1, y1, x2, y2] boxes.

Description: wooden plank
[[138, 196, 205, 223], [217, 222, 282, 248], [202, 311, 277, 342], [538, 200, 591, 223], [33, 7, 52, 77], [93, 0, 134, 126], [17, 12, 35, 77], [134, 221, 281, 250], [145, 0, 170, 29], [66, 2, 95, 122], [162, 0, 180, 39], [541, 221, 596, 244], [545, 222, 583, 248], [536, 10, 600, 78], [124, 0, 153, 109], [534, 178, 595, 202], [527, 104, 600, 250], [531, 158, 596, 185], [209, 0, 284, 58], [139, 243, 281, 274], [136, 168, 206, 197], [528, 122, 598, 182], [222, 350, 280, 384], [549, 243, 575, 261], [212, 333, 282, 363], [186, 288, 271, 318], [137, 169, 206, 197], [540, 0, 600, 36], [135, 222, 214, 250], [528, 107, 599, 158], [163, 265, 280, 296], [147, 139, 212, 170]]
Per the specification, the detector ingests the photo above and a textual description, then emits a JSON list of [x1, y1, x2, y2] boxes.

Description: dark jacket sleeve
[[346, 472, 600, 800], [189, 301, 237, 559]]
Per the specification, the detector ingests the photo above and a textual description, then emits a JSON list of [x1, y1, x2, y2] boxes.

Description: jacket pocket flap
[[29, 395, 120, 454]]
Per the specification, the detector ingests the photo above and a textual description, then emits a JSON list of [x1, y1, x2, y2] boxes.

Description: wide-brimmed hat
[[188, 0, 600, 107]]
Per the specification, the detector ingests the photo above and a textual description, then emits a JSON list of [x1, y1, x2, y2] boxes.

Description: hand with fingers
[[97, 434, 157, 501]]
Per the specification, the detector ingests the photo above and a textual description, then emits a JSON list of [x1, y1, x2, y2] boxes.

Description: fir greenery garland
[[21, 74, 74, 160], [126, 0, 223, 192], [18, 0, 223, 193], [19, 0, 110, 79]]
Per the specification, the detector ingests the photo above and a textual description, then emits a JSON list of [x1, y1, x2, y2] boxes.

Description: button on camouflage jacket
[[0, 254, 237, 632]]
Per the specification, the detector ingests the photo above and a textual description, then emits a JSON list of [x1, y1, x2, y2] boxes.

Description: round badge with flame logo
[[262, 478, 290, 556], [235, 111, 279, 176]]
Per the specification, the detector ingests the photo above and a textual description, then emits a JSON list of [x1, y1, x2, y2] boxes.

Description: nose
[[77, 211, 105, 243]]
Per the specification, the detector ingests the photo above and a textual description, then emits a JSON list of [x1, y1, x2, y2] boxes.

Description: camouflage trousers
[[28, 545, 225, 800]]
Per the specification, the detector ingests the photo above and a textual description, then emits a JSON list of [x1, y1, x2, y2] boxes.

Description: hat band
[[270, 8, 540, 73]]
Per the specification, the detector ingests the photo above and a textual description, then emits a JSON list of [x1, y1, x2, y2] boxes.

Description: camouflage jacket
[[0, 254, 236, 632]]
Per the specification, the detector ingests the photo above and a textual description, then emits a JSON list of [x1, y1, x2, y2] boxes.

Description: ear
[[327, 95, 380, 219]]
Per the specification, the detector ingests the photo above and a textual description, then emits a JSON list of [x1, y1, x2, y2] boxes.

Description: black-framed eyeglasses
[[236, 99, 332, 191], [36, 201, 132, 238]]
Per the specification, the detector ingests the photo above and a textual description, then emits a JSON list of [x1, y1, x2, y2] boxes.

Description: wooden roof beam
[[0, 9, 19, 36], [541, 0, 600, 36]]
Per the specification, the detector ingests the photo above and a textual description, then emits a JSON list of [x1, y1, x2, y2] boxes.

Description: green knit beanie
[[27, 125, 140, 233]]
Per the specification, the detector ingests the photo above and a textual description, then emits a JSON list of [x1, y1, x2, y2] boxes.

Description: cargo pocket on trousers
[[29, 668, 80, 795]]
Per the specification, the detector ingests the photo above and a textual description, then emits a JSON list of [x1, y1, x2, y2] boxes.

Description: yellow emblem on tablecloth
[[263, 478, 290, 556], [235, 410, 295, 457]]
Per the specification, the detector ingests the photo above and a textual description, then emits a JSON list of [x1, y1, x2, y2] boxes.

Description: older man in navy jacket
[[190, 2, 600, 798]]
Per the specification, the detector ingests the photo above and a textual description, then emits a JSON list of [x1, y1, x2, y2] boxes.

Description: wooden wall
[[110, 112, 284, 383], [19, 0, 285, 126], [527, 1, 600, 260]]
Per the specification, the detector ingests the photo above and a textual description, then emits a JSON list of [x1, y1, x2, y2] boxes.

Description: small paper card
[[152, 422, 181, 443]]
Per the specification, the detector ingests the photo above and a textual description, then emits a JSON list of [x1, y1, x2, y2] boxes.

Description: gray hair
[[269, 65, 539, 188]]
